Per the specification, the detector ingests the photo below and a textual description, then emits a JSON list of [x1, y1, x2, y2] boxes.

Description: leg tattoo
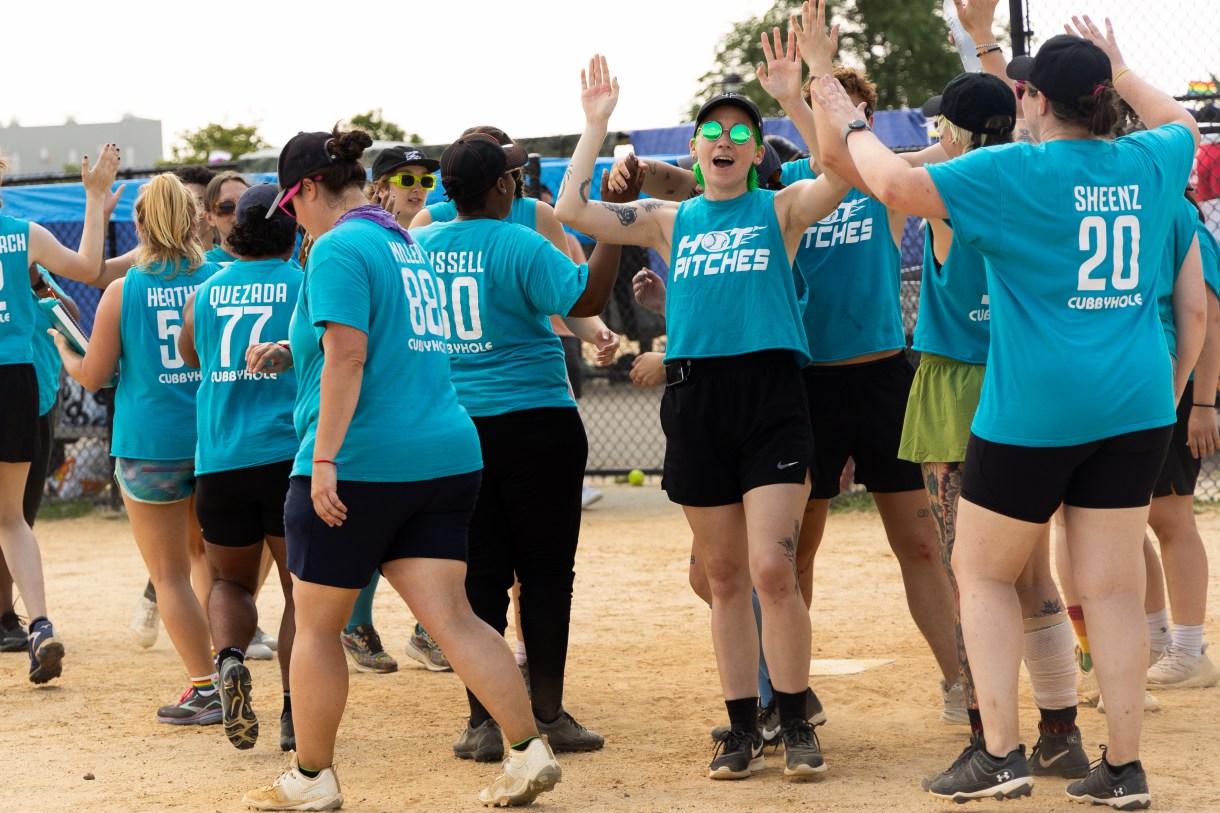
[[922, 462, 977, 708]]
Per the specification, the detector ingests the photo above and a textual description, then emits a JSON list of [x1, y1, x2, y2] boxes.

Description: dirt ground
[[4, 484, 1219, 813]]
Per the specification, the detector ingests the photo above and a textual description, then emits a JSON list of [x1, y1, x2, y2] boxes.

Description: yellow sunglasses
[[389, 172, 436, 190]]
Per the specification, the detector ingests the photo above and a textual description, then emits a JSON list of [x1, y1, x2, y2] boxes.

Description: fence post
[[1009, 0, 1030, 57]]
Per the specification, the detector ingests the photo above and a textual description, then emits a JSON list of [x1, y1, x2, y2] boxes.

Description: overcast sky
[[2, 1, 1212, 158]]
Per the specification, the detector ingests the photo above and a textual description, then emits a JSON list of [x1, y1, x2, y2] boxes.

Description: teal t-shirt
[[30, 271, 69, 415], [781, 160, 904, 362], [1199, 222, 1220, 299], [427, 196, 538, 230], [1154, 197, 1203, 358], [411, 218, 584, 416], [205, 245, 237, 265], [0, 215, 34, 365], [926, 124, 1196, 446], [192, 259, 302, 475], [289, 218, 481, 481], [111, 261, 219, 459], [666, 188, 809, 365], [912, 222, 989, 365]]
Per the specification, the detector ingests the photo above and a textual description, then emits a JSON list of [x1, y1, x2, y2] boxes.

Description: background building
[[0, 114, 161, 177]]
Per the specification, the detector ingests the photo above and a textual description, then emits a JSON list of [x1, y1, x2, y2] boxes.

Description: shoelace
[[783, 719, 818, 748], [175, 686, 196, 704], [711, 728, 757, 761]]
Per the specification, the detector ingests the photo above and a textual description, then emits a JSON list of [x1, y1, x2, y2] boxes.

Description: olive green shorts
[[898, 354, 985, 464]]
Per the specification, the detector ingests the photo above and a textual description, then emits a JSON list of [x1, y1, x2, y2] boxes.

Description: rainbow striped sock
[[192, 674, 219, 697]]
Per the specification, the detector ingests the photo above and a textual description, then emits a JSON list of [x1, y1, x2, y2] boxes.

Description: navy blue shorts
[[284, 470, 482, 589]]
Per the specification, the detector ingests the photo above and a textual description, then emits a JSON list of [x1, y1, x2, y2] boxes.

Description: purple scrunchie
[[334, 204, 413, 245]]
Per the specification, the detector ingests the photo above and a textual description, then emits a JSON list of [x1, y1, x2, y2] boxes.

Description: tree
[[348, 109, 422, 144], [171, 122, 267, 163], [689, 0, 973, 118]]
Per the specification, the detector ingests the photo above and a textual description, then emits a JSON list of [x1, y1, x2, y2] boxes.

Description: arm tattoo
[[639, 199, 665, 212], [777, 520, 801, 592], [599, 201, 637, 226], [579, 178, 591, 204]]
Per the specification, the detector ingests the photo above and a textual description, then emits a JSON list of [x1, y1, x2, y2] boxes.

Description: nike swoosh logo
[[1038, 751, 1068, 768], [762, 722, 781, 739], [777, 461, 800, 469]]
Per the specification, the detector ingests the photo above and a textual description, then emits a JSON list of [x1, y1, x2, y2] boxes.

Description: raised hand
[[955, 0, 1000, 42], [808, 73, 868, 131], [757, 25, 804, 105], [632, 268, 666, 314], [82, 143, 120, 199], [581, 54, 620, 124], [104, 184, 127, 221], [1067, 15, 1127, 74], [794, 0, 839, 75]]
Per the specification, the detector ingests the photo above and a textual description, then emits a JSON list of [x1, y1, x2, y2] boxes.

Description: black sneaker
[[1029, 724, 1090, 778], [781, 718, 827, 776], [0, 610, 27, 653], [279, 708, 295, 752], [536, 709, 604, 752], [453, 718, 504, 762], [219, 657, 258, 750], [712, 695, 817, 743], [709, 727, 764, 780], [806, 687, 827, 727], [1066, 748, 1151, 810], [921, 734, 982, 791], [927, 743, 1033, 802]]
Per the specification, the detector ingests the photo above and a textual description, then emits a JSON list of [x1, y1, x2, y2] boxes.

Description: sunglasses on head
[[211, 199, 237, 216], [699, 121, 755, 145], [389, 172, 436, 190], [1015, 80, 1038, 100]]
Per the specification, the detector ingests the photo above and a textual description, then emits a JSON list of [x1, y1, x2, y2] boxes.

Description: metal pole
[[1009, 0, 1030, 56]]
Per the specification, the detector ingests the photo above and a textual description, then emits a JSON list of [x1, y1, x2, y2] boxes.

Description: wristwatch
[[842, 119, 871, 143]]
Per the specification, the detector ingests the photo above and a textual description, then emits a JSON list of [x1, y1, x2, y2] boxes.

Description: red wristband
[[312, 459, 339, 467]]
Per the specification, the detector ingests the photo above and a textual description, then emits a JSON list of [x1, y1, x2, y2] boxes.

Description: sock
[[192, 673, 219, 697], [298, 766, 322, 779], [1105, 756, 1140, 773], [752, 591, 773, 707], [1067, 605, 1091, 670], [143, 579, 157, 602], [345, 572, 379, 633], [725, 697, 758, 733], [515, 640, 528, 667], [1038, 705, 1078, 734], [283, 692, 291, 714], [511, 736, 538, 752], [217, 646, 244, 666], [1172, 623, 1204, 657], [1147, 609, 1171, 654], [1023, 612, 1078, 711], [774, 689, 807, 730], [968, 707, 984, 739]]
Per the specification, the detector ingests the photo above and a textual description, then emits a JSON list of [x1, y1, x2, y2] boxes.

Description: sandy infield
[[3, 484, 1217, 812]]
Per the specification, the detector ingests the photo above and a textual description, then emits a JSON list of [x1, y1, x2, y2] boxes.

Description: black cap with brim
[[440, 133, 528, 201], [372, 146, 440, 180], [268, 131, 336, 217], [695, 93, 764, 135], [1005, 34, 1111, 106], [922, 72, 1016, 135], [238, 183, 295, 226]]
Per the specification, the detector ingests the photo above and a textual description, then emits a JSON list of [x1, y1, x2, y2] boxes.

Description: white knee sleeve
[[1023, 612, 1078, 710]]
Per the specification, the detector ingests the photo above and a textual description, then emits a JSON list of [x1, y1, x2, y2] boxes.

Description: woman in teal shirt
[[812, 19, 1199, 806]]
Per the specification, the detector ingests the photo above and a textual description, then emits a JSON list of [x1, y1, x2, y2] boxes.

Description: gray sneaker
[[1065, 749, 1151, 810], [927, 744, 1033, 802], [280, 708, 295, 752], [537, 710, 604, 752], [781, 718, 827, 776], [922, 735, 982, 790], [1028, 724, 1089, 779], [219, 657, 258, 750], [709, 727, 764, 780], [454, 718, 504, 763]]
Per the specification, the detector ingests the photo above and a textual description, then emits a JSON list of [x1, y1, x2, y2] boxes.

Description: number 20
[[1078, 214, 1140, 292]]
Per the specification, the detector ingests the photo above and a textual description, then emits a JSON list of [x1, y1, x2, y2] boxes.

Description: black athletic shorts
[[660, 350, 814, 507], [1153, 380, 1203, 498], [195, 460, 293, 547], [284, 470, 482, 589], [961, 425, 1174, 524], [0, 364, 40, 464], [803, 350, 924, 499]]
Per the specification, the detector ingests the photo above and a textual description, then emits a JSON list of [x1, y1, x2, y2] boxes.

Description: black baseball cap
[[695, 93, 764, 135], [440, 133, 528, 200], [237, 183, 294, 226], [922, 73, 1016, 135], [1006, 34, 1112, 106], [269, 131, 337, 214], [372, 146, 440, 181]]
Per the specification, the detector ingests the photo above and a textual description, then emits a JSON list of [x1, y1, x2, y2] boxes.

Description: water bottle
[[942, 0, 982, 72]]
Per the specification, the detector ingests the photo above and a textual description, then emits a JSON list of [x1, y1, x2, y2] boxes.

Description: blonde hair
[[135, 174, 205, 276], [934, 115, 1014, 153]]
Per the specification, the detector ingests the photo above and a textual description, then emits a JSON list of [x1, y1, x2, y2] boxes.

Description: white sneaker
[[130, 595, 159, 649], [581, 486, 602, 510], [257, 626, 279, 652], [243, 752, 342, 811], [478, 736, 562, 807], [1097, 689, 1160, 714], [1146, 643, 1220, 690], [939, 679, 969, 726], [248, 629, 274, 661]]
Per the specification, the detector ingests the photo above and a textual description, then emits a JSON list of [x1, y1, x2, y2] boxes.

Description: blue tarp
[[631, 110, 929, 155]]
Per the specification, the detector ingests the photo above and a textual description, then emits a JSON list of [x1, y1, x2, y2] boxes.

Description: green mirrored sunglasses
[[699, 121, 754, 145]]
